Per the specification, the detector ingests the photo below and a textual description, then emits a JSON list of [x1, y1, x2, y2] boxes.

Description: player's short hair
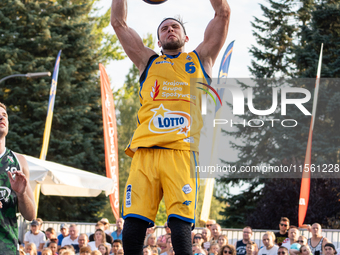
[[0, 102, 6, 111], [157, 17, 187, 39]]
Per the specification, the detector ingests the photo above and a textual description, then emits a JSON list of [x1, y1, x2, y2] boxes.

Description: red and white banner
[[99, 63, 120, 220], [298, 43, 323, 227]]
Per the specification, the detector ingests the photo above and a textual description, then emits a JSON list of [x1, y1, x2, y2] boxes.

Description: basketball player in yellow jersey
[[111, 0, 230, 254]]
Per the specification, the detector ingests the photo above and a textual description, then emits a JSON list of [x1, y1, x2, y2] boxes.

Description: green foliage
[[195, 181, 226, 227], [249, 0, 297, 78], [0, 0, 123, 221], [155, 199, 167, 226], [218, 0, 340, 228]]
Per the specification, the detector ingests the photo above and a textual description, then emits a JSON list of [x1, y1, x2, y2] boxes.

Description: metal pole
[[0, 72, 51, 84]]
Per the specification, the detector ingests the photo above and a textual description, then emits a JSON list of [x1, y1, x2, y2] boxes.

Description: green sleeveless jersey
[[0, 148, 21, 255]]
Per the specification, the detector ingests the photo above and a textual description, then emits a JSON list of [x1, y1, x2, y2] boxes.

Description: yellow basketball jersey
[[125, 51, 209, 157]]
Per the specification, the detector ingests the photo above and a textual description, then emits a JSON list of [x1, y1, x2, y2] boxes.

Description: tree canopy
[[0, 0, 123, 221], [217, 0, 340, 228]]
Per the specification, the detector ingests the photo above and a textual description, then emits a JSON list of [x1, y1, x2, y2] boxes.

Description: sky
[[99, 0, 266, 91]]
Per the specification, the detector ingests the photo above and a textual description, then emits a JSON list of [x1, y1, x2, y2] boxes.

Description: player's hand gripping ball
[[143, 0, 168, 4]]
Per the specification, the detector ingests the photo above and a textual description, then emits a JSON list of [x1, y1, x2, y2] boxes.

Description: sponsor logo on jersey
[[155, 61, 174, 65], [126, 185, 132, 208], [183, 200, 192, 206], [186, 55, 192, 61], [148, 104, 191, 136], [150, 80, 196, 105], [0, 186, 11, 202], [182, 184, 192, 194]]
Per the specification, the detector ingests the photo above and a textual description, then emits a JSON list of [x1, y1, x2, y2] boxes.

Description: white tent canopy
[[25, 155, 114, 197]]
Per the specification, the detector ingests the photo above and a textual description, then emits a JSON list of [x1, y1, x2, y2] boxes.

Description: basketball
[[142, 0, 168, 4]]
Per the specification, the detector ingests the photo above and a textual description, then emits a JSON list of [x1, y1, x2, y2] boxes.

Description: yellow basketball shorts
[[122, 148, 200, 226]]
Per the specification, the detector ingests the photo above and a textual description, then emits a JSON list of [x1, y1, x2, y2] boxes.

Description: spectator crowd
[[20, 217, 340, 255]]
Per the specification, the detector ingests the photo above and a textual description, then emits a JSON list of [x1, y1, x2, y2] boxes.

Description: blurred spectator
[[209, 243, 220, 255], [91, 251, 101, 255], [61, 224, 79, 252], [64, 245, 76, 252], [117, 248, 124, 255], [289, 242, 302, 255], [100, 218, 111, 235], [194, 247, 207, 255], [258, 232, 278, 255], [211, 224, 222, 243], [219, 244, 236, 255], [98, 243, 110, 255], [206, 219, 217, 232], [282, 226, 299, 250], [144, 233, 161, 254], [24, 220, 46, 252], [157, 222, 171, 252], [88, 229, 111, 251], [24, 242, 38, 255], [45, 227, 58, 247], [143, 246, 153, 255], [297, 236, 308, 246], [61, 251, 76, 255], [324, 244, 336, 255], [192, 243, 201, 254], [275, 217, 290, 246], [235, 227, 258, 255], [48, 240, 58, 255], [150, 246, 159, 255], [111, 218, 124, 241], [246, 241, 257, 255], [111, 239, 123, 255], [193, 233, 204, 248], [37, 218, 44, 233], [218, 235, 228, 248], [41, 248, 53, 255], [202, 228, 212, 250], [278, 247, 289, 255], [160, 236, 172, 255], [77, 233, 89, 252], [146, 226, 156, 236], [78, 246, 92, 255], [89, 222, 113, 246], [300, 245, 312, 255], [58, 223, 69, 247], [59, 247, 68, 254], [167, 247, 175, 255], [307, 223, 329, 255]]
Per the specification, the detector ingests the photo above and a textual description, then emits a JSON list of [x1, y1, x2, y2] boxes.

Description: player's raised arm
[[195, 0, 231, 76], [111, 0, 156, 73]]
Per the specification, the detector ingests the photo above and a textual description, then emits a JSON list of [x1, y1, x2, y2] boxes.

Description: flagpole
[[33, 50, 62, 214], [298, 43, 323, 227]]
